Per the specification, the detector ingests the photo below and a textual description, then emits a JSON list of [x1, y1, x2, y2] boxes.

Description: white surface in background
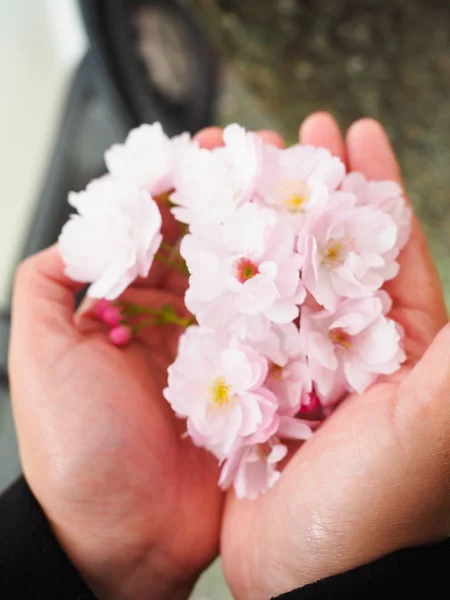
[[0, 0, 86, 308]]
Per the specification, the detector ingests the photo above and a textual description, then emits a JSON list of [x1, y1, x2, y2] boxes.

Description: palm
[[43, 288, 222, 579], [222, 116, 448, 599], [222, 374, 405, 599], [10, 202, 223, 592]]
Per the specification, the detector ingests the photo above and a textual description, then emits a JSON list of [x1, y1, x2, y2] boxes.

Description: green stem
[[120, 302, 195, 329], [121, 304, 160, 317], [159, 313, 195, 328], [132, 318, 157, 332]]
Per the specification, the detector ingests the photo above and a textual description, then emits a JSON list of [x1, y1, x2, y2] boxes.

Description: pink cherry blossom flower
[[170, 124, 262, 226], [300, 297, 405, 401], [105, 122, 192, 196], [181, 203, 305, 340], [251, 323, 312, 415], [163, 326, 279, 458], [218, 412, 312, 499], [341, 172, 411, 250], [216, 123, 262, 203], [256, 144, 345, 230], [299, 200, 400, 311], [171, 146, 237, 226], [218, 439, 288, 499], [59, 178, 162, 300]]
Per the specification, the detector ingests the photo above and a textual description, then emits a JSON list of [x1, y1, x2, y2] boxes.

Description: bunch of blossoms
[[58, 122, 411, 499]]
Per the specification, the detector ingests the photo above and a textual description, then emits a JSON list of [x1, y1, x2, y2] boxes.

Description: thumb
[[397, 322, 450, 437], [393, 322, 450, 534], [9, 245, 82, 374]]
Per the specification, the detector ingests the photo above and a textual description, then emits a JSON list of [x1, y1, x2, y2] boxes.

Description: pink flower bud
[[102, 306, 122, 327], [299, 391, 321, 415], [93, 299, 110, 320], [109, 326, 131, 347]]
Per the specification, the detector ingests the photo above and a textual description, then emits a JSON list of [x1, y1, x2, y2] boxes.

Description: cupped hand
[[221, 114, 449, 599], [7, 130, 233, 600], [8, 126, 285, 600]]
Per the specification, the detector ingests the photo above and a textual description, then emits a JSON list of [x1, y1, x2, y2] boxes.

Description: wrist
[[50, 518, 196, 600], [93, 566, 194, 600]]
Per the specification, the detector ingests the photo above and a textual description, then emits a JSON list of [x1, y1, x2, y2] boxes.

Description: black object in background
[[0, 0, 217, 384], [26, 0, 217, 262]]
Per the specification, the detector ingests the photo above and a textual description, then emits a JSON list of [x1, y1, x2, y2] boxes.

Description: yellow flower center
[[281, 181, 311, 213], [285, 193, 307, 212], [329, 328, 352, 350], [323, 241, 344, 266], [322, 237, 353, 268], [209, 377, 233, 407]]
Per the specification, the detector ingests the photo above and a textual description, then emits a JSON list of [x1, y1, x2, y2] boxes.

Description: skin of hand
[[7, 127, 284, 600], [7, 130, 222, 599], [218, 113, 450, 599]]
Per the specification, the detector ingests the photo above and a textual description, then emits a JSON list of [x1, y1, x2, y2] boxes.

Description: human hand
[[8, 126, 286, 600], [7, 131, 230, 600], [221, 113, 449, 599]]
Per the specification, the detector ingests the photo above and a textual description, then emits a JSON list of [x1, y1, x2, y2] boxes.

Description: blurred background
[[0, 1, 449, 597]]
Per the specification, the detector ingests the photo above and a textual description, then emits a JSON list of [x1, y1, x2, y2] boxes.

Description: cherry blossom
[[163, 326, 279, 458], [59, 178, 162, 300], [219, 439, 288, 499], [58, 121, 411, 499], [299, 198, 400, 311], [341, 172, 411, 250], [170, 124, 262, 226], [256, 144, 345, 229], [181, 203, 305, 340], [300, 297, 405, 401], [219, 413, 312, 499], [251, 323, 312, 416], [105, 122, 192, 196]]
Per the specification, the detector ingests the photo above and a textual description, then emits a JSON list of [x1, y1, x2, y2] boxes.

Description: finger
[[9, 246, 82, 375], [299, 112, 346, 163], [256, 129, 285, 148], [400, 322, 450, 407], [194, 126, 224, 149], [346, 119, 447, 344], [396, 323, 450, 526], [12, 245, 81, 332]]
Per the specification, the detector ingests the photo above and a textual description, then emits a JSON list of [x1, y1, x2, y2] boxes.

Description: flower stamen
[[281, 181, 311, 213], [329, 328, 352, 350], [322, 236, 354, 268], [234, 257, 259, 283], [322, 239, 345, 267], [209, 376, 233, 407]]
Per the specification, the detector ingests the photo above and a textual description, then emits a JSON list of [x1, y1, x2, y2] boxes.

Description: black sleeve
[[2, 478, 450, 600], [274, 536, 450, 599], [0, 477, 96, 600]]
